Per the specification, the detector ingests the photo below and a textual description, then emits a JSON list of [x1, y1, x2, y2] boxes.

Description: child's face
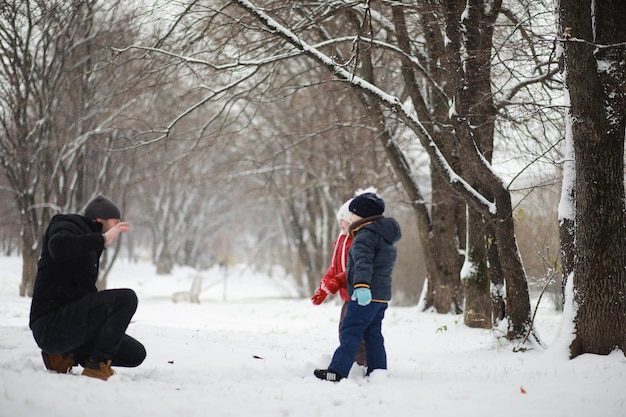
[[339, 219, 351, 234]]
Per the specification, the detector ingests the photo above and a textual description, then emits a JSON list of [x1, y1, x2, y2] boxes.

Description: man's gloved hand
[[351, 287, 372, 306], [311, 288, 328, 305], [321, 276, 340, 294]]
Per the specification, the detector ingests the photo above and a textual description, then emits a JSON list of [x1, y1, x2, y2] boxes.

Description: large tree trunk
[[571, 121, 626, 355], [559, 0, 626, 357]]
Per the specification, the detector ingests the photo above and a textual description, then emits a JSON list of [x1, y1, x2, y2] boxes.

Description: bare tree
[[557, 0, 626, 357], [0, 0, 152, 295]]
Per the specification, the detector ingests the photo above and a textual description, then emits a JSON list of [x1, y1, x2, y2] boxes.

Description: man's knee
[[116, 288, 138, 309], [124, 341, 146, 367], [114, 336, 146, 368], [133, 342, 147, 367]]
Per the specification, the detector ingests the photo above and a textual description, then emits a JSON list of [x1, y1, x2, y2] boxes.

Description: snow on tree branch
[[233, 0, 496, 215]]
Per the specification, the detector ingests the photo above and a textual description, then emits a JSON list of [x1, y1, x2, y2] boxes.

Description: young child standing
[[311, 198, 366, 367], [314, 191, 401, 382], [311, 199, 353, 307]]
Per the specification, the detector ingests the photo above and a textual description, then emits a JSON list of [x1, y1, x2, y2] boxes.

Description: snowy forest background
[[0, 0, 624, 358]]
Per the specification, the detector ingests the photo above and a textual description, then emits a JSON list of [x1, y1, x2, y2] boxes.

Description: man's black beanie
[[83, 195, 122, 219]]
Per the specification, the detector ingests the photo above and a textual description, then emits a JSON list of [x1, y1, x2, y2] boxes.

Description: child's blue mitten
[[351, 287, 372, 306]]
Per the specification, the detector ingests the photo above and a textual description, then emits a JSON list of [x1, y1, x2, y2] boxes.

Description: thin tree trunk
[[391, 3, 464, 313], [462, 209, 492, 328], [430, 165, 464, 314], [486, 223, 506, 324], [19, 247, 38, 297], [18, 191, 41, 297], [491, 189, 533, 340]]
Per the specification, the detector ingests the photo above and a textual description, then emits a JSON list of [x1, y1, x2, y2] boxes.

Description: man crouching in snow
[[29, 195, 146, 381], [314, 191, 401, 382]]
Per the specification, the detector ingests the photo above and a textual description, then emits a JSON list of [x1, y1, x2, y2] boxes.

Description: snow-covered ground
[[0, 255, 624, 417]]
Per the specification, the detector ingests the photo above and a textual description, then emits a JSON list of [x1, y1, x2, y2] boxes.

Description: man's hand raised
[[104, 222, 130, 246]]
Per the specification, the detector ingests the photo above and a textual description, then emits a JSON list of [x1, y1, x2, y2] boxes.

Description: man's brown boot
[[82, 360, 116, 381], [41, 351, 74, 373]]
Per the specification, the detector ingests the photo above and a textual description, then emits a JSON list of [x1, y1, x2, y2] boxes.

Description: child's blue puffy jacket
[[347, 216, 402, 302]]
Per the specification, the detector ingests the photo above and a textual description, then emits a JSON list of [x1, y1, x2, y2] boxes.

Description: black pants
[[31, 288, 146, 367]]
